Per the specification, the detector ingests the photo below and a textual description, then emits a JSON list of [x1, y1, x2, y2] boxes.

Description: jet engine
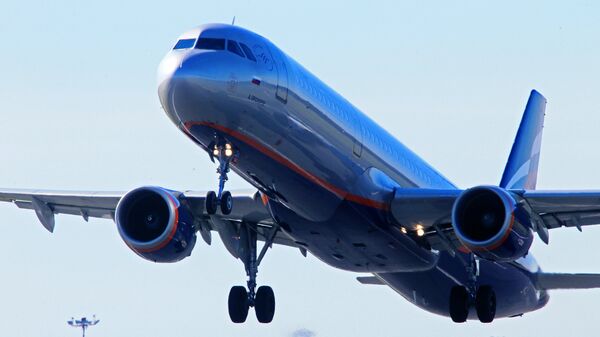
[[451, 185, 533, 262], [115, 186, 197, 263]]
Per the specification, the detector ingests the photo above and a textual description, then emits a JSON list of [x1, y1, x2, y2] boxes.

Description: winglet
[[500, 90, 547, 190]]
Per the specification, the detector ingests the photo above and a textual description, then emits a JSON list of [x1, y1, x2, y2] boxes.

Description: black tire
[[449, 286, 469, 323], [228, 286, 249, 323], [206, 191, 218, 215], [475, 285, 496, 323], [255, 286, 275, 323], [220, 191, 233, 215]]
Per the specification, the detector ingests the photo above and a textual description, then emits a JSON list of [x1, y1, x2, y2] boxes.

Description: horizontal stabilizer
[[537, 273, 600, 290], [356, 276, 384, 285]]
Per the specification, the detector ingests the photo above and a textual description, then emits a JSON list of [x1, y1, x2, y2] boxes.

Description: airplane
[[2, 23, 600, 324]]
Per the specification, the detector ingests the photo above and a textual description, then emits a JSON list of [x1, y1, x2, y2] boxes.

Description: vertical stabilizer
[[500, 90, 547, 190]]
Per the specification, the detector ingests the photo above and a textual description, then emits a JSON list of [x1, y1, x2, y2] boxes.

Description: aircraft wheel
[[220, 191, 233, 215], [449, 286, 469, 323], [206, 191, 218, 215], [228, 286, 249, 323], [255, 285, 275, 323], [476, 285, 496, 323]]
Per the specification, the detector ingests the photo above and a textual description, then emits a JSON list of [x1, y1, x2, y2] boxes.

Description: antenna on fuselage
[[231, 16, 236, 25]]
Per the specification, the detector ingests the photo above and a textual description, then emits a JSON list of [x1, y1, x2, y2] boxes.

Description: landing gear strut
[[206, 140, 235, 215], [449, 253, 496, 323], [228, 223, 278, 323]]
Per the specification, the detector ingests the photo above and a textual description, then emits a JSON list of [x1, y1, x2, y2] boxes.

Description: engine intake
[[451, 186, 533, 262], [115, 186, 197, 263]]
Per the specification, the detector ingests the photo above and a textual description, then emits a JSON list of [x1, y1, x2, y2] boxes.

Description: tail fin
[[500, 90, 547, 190]]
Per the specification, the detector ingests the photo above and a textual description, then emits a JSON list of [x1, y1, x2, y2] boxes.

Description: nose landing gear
[[206, 141, 236, 215]]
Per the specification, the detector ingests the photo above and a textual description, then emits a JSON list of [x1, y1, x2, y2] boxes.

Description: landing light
[[213, 148, 219, 156], [225, 148, 233, 157], [415, 224, 425, 237], [400, 227, 407, 234]]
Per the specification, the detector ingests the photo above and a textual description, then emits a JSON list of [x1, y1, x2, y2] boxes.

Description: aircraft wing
[[391, 188, 600, 251], [518, 190, 600, 229], [0, 188, 298, 250], [0, 189, 121, 231]]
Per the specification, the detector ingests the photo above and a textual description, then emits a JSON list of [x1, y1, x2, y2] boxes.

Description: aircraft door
[[267, 46, 289, 103], [352, 114, 364, 157], [276, 59, 288, 102]]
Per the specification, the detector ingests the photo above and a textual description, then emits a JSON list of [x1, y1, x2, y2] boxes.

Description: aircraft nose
[[157, 52, 184, 91], [157, 51, 222, 126], [157, 52, 186, 114]]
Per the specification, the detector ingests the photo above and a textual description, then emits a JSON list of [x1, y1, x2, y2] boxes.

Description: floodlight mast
[[67, 315, 99, 337]]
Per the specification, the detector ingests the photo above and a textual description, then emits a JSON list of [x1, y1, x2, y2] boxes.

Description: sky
[[1, 0, 600, 336]]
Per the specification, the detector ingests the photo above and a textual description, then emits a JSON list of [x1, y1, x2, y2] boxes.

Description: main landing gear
[[206, 140, 236, 215], [449, 254, 496, 323], [228, 223, 279, 323]]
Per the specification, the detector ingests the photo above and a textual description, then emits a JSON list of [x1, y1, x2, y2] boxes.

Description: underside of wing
[[0, 187, 296, 249]]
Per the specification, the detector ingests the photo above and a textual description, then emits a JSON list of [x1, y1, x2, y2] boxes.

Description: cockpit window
[[227, 40, 245, 58], [173, 39, 196, 50], [195, 38, 225, 50], [239, 43, 257, 62]]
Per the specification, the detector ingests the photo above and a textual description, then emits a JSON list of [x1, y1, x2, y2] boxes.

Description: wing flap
[[13, 201, 115, 220]]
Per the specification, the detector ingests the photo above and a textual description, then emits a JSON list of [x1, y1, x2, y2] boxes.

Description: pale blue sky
[[1, 1, 600, 336]]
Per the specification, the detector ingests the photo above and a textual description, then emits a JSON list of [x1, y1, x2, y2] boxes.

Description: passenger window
[[240, 43, 257, 62], [173, 39, 196, 50], [196, 38, 225, 50], [227, 40, 245, 58]]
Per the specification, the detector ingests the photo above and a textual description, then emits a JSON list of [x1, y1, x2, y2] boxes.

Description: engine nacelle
[[115, 186, 197, 263], [451, 185, 534, 262]]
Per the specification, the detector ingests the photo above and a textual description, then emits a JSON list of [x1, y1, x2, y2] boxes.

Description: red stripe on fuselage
[[184, 121, 389, 210]]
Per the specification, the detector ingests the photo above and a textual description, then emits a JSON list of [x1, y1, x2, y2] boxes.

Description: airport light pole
[[67, 315, 99, 337]]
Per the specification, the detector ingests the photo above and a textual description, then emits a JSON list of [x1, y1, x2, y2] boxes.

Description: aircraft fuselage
[[157, 23, 548, 320]]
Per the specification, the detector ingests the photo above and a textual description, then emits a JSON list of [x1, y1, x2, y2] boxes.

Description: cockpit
[[172, 37, 257, 62]]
